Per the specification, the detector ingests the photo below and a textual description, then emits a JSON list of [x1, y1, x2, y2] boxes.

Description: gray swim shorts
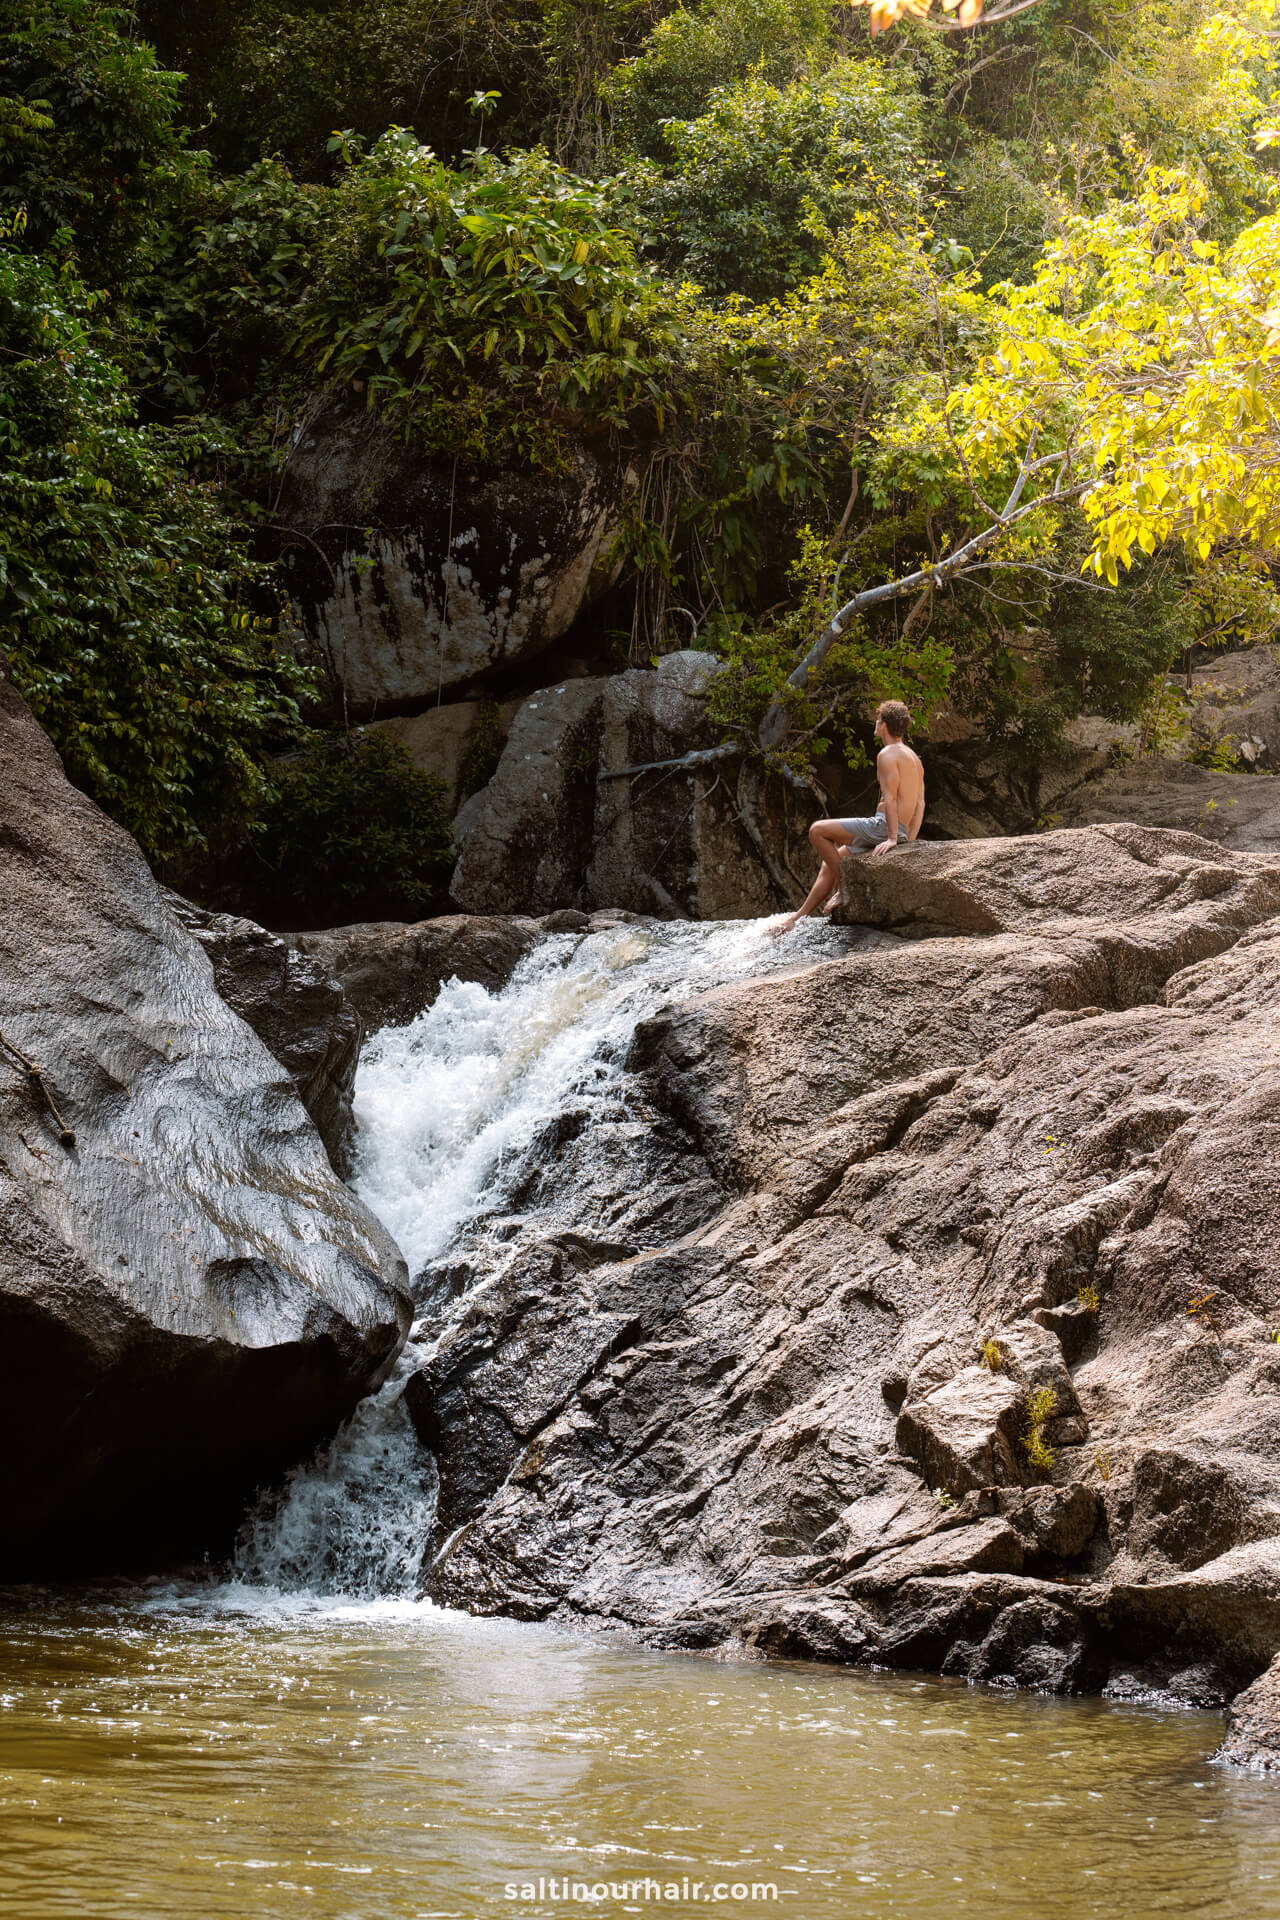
[[837, 813, 908, 848]]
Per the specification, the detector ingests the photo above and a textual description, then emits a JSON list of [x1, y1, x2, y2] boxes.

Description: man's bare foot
[[819, 891, 840, 916], [769, 912, 802, 936]]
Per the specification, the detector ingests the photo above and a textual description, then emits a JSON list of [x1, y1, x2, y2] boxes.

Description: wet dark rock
[[1107, 1656, 1235, 1709], [585, 652, 812, 918], [1213, 1653, 1280, 1769], [1099, 1540, 1280, 1688], [167, 895, 360, 1175], [739, 1596, 880, 1664], [0, 674, 411, 1573], [288, 913, 543, 1029], [955, 1595, 1105, 1694]]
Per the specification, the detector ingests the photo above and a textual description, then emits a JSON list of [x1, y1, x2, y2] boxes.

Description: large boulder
[[288, 913, 545, 1031], [836, 820, 1278, 945], [585, 651, 811, 917], [0, 673, 411, 1572], [406, 827, 1280, 1723], [895, 1368, 1024, 1495], [450, 652, 811, 916], [166, 894, 361, 1176], [449, 678, 606, 914], [276, 403, 625, 716]]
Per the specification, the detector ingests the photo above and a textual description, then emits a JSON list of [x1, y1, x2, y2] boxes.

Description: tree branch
[[756, 448, 1089, 751], [597, 742, 739, 780]]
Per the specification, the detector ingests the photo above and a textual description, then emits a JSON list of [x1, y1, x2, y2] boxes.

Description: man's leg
[[822, 841, 868, 912], [773, 820, 857, 932]]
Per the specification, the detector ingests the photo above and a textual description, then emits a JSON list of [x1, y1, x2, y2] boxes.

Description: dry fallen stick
[[0, 1028, 77, 1148]]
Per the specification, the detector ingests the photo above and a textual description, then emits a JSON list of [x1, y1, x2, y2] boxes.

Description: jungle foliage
[[4, 0, 1280, 877]]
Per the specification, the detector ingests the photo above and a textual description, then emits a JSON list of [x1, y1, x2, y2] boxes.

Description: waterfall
[[233, 914, 841, 1597]]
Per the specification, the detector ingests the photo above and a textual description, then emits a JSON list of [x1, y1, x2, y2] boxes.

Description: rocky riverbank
[[383, 825, 1280, 1766], [8, 648, 1280, 1767]]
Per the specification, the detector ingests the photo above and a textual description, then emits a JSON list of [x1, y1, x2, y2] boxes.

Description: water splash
[[232, 1366, 435, 1597]]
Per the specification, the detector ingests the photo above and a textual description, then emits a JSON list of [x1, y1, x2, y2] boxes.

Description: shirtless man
[[773, 700, 925, 933]]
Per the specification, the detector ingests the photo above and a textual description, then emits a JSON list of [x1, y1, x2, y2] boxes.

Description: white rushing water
[[350, 916, 837, 1278], [234, 914, 843, 1597]]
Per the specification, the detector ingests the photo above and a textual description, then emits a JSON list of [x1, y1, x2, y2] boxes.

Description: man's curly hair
[[876, 699, 912, 740]]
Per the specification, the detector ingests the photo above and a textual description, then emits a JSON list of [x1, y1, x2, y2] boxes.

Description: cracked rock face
[[0, 677, 411, 1572], [449, 653, 813, 918], [1215, 1652, 1280, 1770], [411, 824, 1280, 1717]]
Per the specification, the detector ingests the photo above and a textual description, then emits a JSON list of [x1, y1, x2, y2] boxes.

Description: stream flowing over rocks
[[0, 673, 411, 1571], [10, 640, 1280, 1758], [227, 822, 1280, 1760]]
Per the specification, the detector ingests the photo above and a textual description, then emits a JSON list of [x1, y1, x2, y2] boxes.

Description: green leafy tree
[[608, 0, 829, 157], [0, 0, 191, 283], [629, 61, 928, 298], [0, 239, 305, 859]]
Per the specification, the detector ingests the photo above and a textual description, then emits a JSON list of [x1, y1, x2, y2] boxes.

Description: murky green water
[[0, 1586, 1275, 1920]]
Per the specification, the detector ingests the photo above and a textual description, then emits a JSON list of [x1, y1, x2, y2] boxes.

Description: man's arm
[[872, 750, 899, 859]]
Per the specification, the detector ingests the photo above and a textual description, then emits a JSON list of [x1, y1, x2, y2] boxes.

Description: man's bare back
[[875, 739, 924, 854]]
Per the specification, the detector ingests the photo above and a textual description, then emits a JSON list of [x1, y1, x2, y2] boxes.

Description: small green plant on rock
[[1022, 1386, 1058, 1476], [979, 1337, 1003, 1372], [1094, 1446, 1113, 1482], [457, 695, 506, 802], [932, 1487, 955, 1510], [1077, 1280, 1100, 1315]]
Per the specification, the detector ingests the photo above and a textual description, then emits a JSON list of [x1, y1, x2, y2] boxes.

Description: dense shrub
[[608, 0, 829, 158], [0, 0, 191, 282], [629, 61, 929, 297], [249, 731, 454, 926], [0, 240, 305, 860], [290, 132, 676, 450]]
